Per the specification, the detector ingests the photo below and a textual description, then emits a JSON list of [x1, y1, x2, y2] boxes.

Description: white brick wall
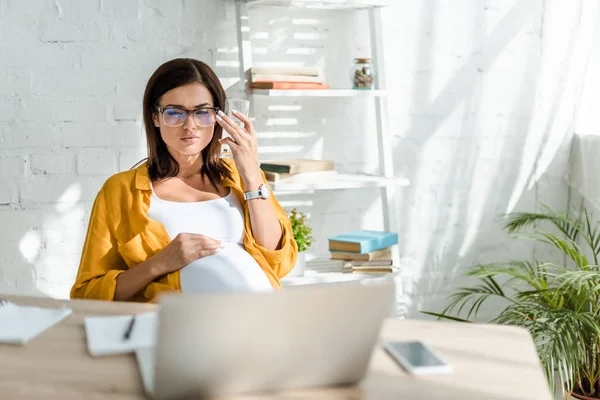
[[0, 0, 593, 317], [76, 148, 117, 175], [30, 151, 73, 175], [0, 156, 26, 178], [0, 0, 226, 297]]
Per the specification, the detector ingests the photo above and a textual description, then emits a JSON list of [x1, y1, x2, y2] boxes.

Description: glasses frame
[[154, 105, 221, 127]]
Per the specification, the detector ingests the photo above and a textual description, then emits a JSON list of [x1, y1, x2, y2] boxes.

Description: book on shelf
[[344, 259, 393, 267], [348, 266, 395, 273], [328, 230, 398, 254], [251, 82, 330, 90], [342, 263, 396, 274], [250, 66, 322, 77], [264, 170, 338, 183], [341, 256, 393, 273], [330, 246, 391, 261], [252, 74, 323, 84], [260, 159, 334, 174]]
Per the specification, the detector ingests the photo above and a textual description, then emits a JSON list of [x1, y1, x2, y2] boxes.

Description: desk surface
[[0, 295, 552, 400]]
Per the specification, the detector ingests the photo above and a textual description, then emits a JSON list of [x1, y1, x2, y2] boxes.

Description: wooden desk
[[0, 295, 552, 400]]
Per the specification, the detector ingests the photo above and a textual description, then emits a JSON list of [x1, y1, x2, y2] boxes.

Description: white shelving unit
[[251, 89, 388, 97], [245, 0, 388, 9], [234, 0, 405, 255], [269, 173, 409, 192]]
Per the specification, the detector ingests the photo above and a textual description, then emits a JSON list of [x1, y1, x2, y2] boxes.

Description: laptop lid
[[152, 279, 395, 399]]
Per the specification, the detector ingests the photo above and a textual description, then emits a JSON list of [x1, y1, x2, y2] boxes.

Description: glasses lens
[[194, 109, 216, 126], [163, 108, 186, 126]]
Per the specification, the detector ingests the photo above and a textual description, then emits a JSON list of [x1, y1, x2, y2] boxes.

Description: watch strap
[[243, 189, 261, 200], [243, 183, 270, 200]]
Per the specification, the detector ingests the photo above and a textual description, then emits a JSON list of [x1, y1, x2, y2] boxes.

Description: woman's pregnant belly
[[179, 243, 273, 293]]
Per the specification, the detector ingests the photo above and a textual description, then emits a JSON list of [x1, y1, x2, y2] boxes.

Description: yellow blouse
[[70, 159, 298, 302]]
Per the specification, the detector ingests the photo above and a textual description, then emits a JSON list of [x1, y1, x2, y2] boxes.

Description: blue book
[[328, 230, 398, 254]]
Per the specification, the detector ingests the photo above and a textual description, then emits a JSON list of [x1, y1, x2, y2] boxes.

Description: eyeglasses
[[155, 106, 220, 127]]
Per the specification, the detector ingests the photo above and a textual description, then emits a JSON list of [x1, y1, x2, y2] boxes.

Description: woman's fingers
[[186, 233, 223, 249], [218, 136, 237, 149], [231, 110, 255, 136], [216, 110, 250, 143], [196, 249, 219, 258]]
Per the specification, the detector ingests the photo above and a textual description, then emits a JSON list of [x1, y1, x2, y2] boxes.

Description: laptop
[[136, 279, 395, 399]]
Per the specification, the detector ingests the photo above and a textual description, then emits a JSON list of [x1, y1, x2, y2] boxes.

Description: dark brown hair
[[141, 58, 232, 186]]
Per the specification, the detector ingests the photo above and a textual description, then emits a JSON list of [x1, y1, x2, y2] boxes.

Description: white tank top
[[147, 185, 273, 294]]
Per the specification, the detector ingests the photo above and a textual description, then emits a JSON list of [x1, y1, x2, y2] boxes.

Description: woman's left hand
[[216, 109, 261, 182]]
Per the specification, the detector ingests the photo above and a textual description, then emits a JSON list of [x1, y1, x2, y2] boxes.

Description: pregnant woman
[[70, 58, 297, 302]]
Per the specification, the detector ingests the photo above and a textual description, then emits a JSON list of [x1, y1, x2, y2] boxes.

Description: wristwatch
[[243, 183, 271, 200]]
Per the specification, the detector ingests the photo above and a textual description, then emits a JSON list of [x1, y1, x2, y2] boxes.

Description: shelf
[[269, 173, 409, 192], [237, 0, 401, 251], [251, 89, 387, 97], [281, 271, 398, 287], [245, 0, 388, 10]]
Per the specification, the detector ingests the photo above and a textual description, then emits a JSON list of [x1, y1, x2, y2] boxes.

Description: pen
[[123, 315, 136, 341]]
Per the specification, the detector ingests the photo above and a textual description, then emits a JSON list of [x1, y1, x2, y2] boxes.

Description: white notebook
[[84, 312, 157, 357], [136, 346, 156, 396], [0, 300, 73, 344]]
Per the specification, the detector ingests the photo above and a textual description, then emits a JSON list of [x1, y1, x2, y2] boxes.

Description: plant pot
[[565, 391, 600, 400], [287, 251, 306, 277]]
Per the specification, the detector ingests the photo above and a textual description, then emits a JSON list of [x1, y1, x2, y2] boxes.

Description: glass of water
[[220, 98, 250, 159]]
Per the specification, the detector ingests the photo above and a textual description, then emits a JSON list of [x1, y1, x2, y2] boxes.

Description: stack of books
[[328, 230, 398, 273], [250, 66, 330, 90], [260, 159, 336, 183]]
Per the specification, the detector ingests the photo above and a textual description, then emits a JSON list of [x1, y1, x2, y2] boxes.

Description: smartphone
[[383, 341, 453, 375]]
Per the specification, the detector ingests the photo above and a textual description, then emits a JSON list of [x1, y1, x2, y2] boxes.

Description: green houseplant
[[288, 209, 314, 277], [289, 209, 313, 252], [423, 205, 600, 399]]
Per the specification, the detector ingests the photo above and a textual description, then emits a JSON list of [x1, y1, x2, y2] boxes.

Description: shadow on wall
[[0, 184, 86, 299], [394, 0, 597, 320]]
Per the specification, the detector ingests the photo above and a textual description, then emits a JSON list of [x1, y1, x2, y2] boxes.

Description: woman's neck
[[172, 153, 203, 179]]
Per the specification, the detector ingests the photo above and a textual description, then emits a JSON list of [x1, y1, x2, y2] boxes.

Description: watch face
[[259, 184, 271, 199]]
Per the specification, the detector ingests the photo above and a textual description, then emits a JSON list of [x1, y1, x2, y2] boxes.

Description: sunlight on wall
[[361, 199, 385, 230], [252, 47, 268, 55], [291, 19, 319, 26], [55, 182, 82, 213], [268, 105, 302, 111], [569, 135, 600, 212], [278, 200, 314, 208], [258, 131, 317, 139], [215, 60, 240, 68], [251, 32, 269, 40], [458, 153, 501, 257], [404, 104, 467, 272], [506, 1, 600, 213], [285, 48, 317, 55], [265, 118, 299, 126], [19, 230, 41, 263], [259, 145, 305, 154], [529, 1, 599, 185], [575, 27, 600, 136], [293, 32, 327, 40], [19, 182, 85, 299], [303, 136, 325, 160]]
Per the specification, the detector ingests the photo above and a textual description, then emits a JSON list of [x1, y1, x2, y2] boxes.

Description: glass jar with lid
[[351, 58, 375, 89]]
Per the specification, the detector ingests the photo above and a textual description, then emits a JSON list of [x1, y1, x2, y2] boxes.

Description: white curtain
[[383, 0, 600, 318]]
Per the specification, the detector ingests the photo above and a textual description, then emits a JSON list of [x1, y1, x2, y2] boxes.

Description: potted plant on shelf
[[423, 205, 600, 399], [288, 209, 313, 277]]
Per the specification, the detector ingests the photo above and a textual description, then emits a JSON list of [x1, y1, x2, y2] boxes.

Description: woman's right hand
[[152, 233, 223, 276]]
